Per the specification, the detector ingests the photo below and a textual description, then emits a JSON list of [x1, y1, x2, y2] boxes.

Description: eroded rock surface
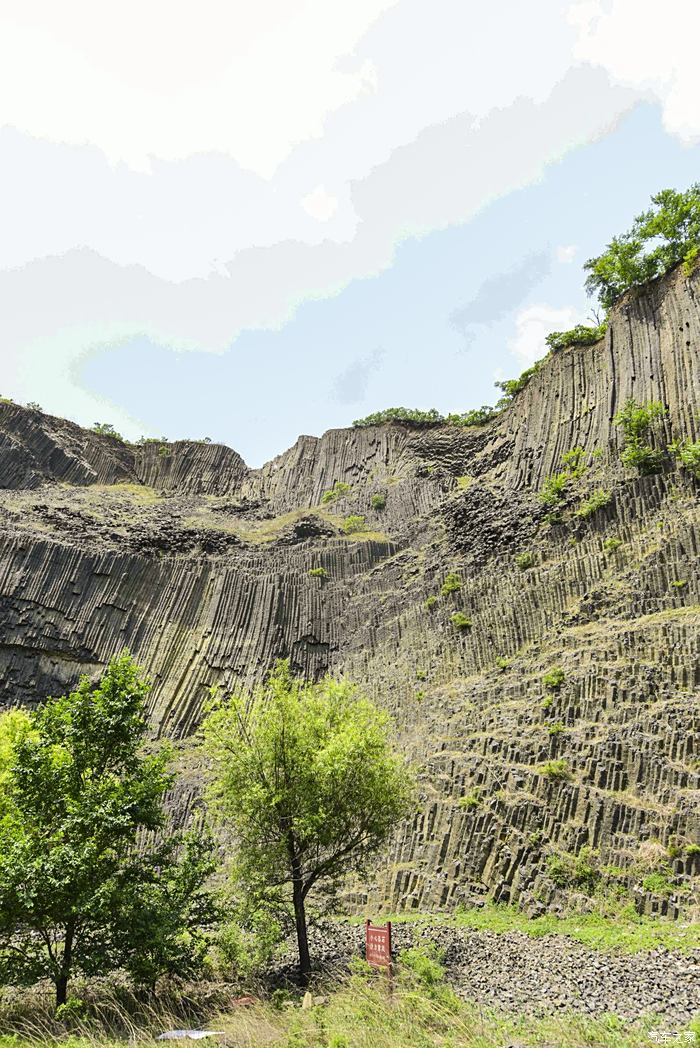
[[0, 264, 699, 915]]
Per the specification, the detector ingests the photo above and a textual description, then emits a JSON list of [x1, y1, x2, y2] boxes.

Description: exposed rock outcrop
[[0, 263, 698, 915]]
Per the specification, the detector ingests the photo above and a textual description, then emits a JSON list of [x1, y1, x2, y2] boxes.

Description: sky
[[2, 1, 700, 466]]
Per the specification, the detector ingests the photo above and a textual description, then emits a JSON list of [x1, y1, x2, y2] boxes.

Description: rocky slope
[[0, 263, 698, 918]]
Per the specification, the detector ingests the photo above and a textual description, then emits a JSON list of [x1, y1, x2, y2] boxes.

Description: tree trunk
[[55, 972, 68, 1009], [55, 920, 75, 1009], [292, 877, 311, 986]]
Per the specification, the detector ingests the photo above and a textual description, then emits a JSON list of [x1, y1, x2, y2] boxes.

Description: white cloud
[[302, 185, 340, 223], [569, 0, 700, 143], [556, 244, 577, 263], [508, 305, 581, 366]]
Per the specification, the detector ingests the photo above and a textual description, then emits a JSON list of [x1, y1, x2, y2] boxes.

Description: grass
[[1, 959, 696, 1048], [353, 903, 700, 955]]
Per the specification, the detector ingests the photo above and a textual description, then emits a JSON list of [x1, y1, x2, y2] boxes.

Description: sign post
[[365, 919, 393, 991]]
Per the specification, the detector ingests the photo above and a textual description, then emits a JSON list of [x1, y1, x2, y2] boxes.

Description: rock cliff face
[[0, 263, 698, 916]]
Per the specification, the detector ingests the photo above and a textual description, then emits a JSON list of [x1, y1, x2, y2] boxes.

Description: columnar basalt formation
[[0, 263, 698, 915]]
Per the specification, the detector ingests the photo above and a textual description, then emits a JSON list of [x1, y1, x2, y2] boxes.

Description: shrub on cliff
[[545, 322, 607, 352], [584, 184, 700, 309], [91, 422, 125, 441], [353, 407, 443, 427], [202, 660, 413, 985], [613, 399, 668, 476]]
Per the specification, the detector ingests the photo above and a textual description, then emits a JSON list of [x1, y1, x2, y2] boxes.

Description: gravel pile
[[276, 921, 700, 1026]]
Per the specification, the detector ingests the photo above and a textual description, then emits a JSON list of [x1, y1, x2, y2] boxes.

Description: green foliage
[[424, 595, 438, 610], [451, 612, 472, 630], [458, 788, 480, 810], [542, 667, 566, 691], [91, 422, 124, 441], [561, 446, 587, 476], [613, 399, 667, 443], [537, 758, 572, 782], [545, 323, 607, 352], [25, 402, 43, 412], [136, 435, 169, 444], [202, 660, 414, 983], [584, 184, 700, 309], [613, 399, 668, 475], [603, 537, 622, 552], [671, 579, 687, 589], [440, 571, 462, 596], [0, 653, 216, 1005], [353, 407, 443, 427], [641, 872, 675, 896], [547, 721, 566, 736], [575, 489, 611, 519], [669, 438, 700, 478], [514, 551, 534, 570], [445, 405, 497, 427], [321, 481, 352, 504], [308, 567, 328, 578], [539, 471, 571, 507], [495, 656, 510, 670], [370, 492, 386, 510], [494, 360, 543, 402], [342, 514, 366, 534], [686, 843, 700, 856], [546, 847, 600, 893]]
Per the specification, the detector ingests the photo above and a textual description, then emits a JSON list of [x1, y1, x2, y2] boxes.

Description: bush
[[542, 667, 566, 691], [584, 184, 700, 309], [458, 788, 480, 810], [308, 567, 328, 578], [547, 721, 566, 736], [370, 492, 386, 510], [514, 551, 534, 570], [424, 595, 438, 610], [641, 872, 675, 896], [613, 399, 668, 476], [440, 572, 462, 596], [547, 847, 600, 892], [353, 407, 443, 427], [342, 515, 366, 534], [495, 360, 544, 403], [575, 489, 611, 519], [25, 402, 43, 412], [446, 405, 497, 427], [451, 612, 472, 630], [603, 537, 622, 552], [540, 471, 570, 506], [671, 579, 687, 588], [538, 759, 572, 782], [561, 446, 587, 477], [545, 323, 607, 352], [92, 422, 125, 441], [321, 481, 352, 504], [669, 438, 700, 478]]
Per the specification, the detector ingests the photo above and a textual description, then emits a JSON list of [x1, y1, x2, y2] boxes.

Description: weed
[[514, 551, 535, 570], [542, 667, 566, 691], [575, 489, 611, 518], [537, 759, 572, 782], [342, 515, 366, 534], [451, 612, 472, 630]]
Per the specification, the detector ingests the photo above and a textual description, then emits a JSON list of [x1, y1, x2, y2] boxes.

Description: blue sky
[[2, 2, 699, 466]]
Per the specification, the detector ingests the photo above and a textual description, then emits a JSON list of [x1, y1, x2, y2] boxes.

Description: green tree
[[613, 399, 668, 475], [584, 185, 700, 309], [0, 652, 217, 1006], [202, 660, 414, 984]]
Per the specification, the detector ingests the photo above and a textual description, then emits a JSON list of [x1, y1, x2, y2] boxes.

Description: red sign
[[365, 920, 392, 968]]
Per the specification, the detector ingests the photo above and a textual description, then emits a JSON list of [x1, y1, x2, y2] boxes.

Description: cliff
[[0, 263, 698, 916]]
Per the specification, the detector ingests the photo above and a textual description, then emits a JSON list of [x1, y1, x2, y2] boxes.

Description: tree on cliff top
[[585, 184, 700, 309], [0, 652, 217, 1007], [202, 660, 414, 985]]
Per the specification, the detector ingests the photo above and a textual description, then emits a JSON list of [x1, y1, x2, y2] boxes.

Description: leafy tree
[[0, 652, 217, 1006], [584, 185, 700, 309], [669, 439, 700, 478], [202, 660, 414, 984]]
